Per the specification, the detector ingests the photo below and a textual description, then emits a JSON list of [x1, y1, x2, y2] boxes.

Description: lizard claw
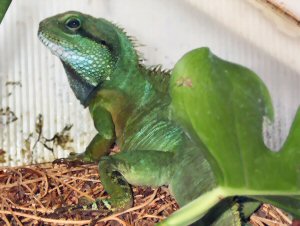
[[52, 157, 85, 167], [52, 152, 93, 167], [53, 198, 112, 221]]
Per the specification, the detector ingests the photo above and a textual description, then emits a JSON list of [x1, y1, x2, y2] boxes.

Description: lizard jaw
[[38, 31, 72, 60]]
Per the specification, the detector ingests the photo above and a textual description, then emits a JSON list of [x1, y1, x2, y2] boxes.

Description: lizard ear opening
[[65, 17, 81, 32]]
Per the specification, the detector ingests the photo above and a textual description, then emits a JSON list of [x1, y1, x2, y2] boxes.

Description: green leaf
[[0, 0, 12, 24], [161, 48, 300, 225]]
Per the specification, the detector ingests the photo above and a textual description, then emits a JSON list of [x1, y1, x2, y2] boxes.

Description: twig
[[59, 175, 100, 182], [274, 206, 292, 225], [2, 198, 51, 214], [250, 215, 265, 226], [2, 199, 22, 226], [0, 213, 11, 226], [47, 174, 95, 201], [0, 210, 91, 225], [251, 215, 287, 226], [154, 201, 177, 215], [0, 177, 45, 189], [25, 167, 49, 198]]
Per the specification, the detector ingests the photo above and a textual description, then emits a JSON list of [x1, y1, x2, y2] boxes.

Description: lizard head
[[38, 11, 137, 106]]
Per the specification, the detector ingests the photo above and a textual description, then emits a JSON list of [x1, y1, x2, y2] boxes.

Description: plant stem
[[158, 186, 300, 226], [223, 187, 300, 196], [157, 187, 226, 226]]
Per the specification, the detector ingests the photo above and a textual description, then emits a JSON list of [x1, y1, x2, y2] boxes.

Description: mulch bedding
[[0, 162, 295, 226]]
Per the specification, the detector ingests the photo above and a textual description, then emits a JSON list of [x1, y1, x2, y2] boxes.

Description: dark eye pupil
[[66, 19, 80, 29]]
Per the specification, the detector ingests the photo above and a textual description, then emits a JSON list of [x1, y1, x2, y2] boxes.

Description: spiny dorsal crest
[[112, 21, 144, 58], [114, 22, 171, 92], [145, 65, 171, 93]]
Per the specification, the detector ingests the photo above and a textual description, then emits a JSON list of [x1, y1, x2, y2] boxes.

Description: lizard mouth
[[38, 30, 70, 59]]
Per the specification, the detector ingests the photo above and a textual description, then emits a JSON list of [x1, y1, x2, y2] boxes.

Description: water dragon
[[38, 11, 300, 225]]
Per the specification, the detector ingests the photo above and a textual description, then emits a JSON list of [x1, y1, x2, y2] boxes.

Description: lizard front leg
[[76, 103, 116, 161], [55, 104, 116, 163]]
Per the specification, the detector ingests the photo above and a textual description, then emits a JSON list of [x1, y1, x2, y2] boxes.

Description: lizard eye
[[65, 18, 81, 31]]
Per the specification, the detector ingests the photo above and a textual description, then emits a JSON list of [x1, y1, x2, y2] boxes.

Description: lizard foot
[[52, 152, 93, 167], [53, 198, 113, 218]]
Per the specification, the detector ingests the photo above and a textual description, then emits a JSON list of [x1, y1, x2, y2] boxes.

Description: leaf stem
[[157, 187, 226, 226], [223, 187, 300, 196], [158, 186, 300, 226]]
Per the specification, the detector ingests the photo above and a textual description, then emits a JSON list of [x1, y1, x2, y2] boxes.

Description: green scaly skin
[[38, 11, 258, 225]]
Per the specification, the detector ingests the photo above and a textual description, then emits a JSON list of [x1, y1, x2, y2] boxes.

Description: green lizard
[[38, 11, 263, 225]]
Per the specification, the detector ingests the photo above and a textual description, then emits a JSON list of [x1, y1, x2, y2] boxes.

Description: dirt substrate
[[0, 163, 293, 225]]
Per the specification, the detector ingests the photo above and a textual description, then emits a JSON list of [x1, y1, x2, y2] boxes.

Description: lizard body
[[38, 11, 258, 225]]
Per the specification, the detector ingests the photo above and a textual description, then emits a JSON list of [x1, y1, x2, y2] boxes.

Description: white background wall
[[0, 0, 300, 166], [272, 0, 300, 20]]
